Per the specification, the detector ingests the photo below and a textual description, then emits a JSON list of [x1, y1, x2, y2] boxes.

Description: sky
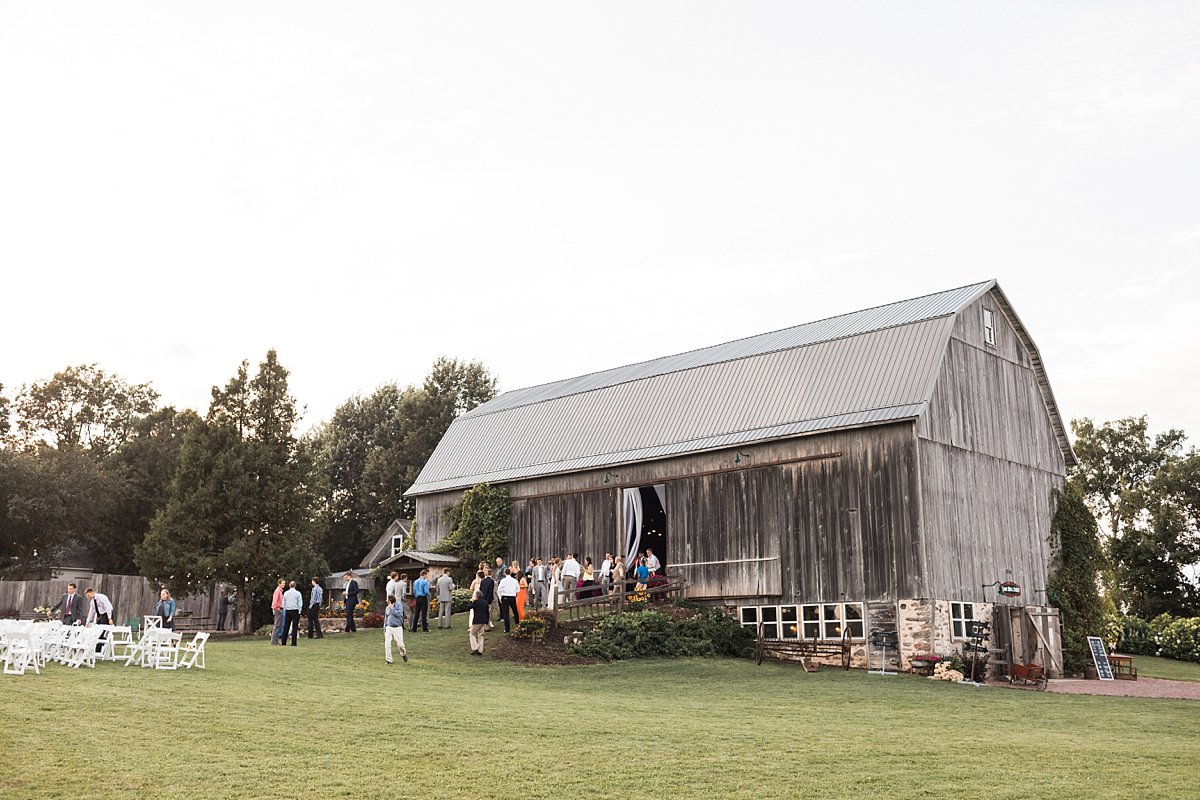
[[2, 2, 1197, 442]]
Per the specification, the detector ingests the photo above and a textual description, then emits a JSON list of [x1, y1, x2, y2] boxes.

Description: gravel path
[[1043, 677, 1200, 701]]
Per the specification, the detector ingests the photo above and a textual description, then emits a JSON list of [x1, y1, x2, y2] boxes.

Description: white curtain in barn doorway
[[623, 487, 643, 567]]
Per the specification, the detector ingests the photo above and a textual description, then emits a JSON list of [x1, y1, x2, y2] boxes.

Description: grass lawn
[[2, 617, 1198, 800], [1132, 654, 1200, 683]]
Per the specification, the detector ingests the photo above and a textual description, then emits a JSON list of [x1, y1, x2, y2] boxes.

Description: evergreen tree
[[137, 351, 325, 632]]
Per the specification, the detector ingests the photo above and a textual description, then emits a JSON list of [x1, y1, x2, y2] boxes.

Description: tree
[[306, 358, 498, 568], [1071, 416, 1185, 540], [0, 383, 10, 440], [136, 351, 325, 633], [1114, 452, 1200, 617], [433, 483, 512, 567], [305, 384, 417, 568], [0, 446, 116, 577], [1071, 416, 1197, 617], [12, 364, 159, 458], [88, 407, 200, 574], [1046, 483, 1111, 674]]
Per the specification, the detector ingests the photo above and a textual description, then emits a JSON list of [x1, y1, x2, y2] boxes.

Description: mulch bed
[[487, 627, 601, 665]]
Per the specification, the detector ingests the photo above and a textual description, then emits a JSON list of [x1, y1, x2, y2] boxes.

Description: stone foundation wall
[[897, 598, 996, 676]]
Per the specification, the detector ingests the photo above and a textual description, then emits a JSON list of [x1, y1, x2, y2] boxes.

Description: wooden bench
[[756, 632, 850, 671]]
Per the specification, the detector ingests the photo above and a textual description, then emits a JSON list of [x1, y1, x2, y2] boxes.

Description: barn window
[[741, 603, 864, 640], [983, 308, 996, 346], [780, 606, 800, 639], [951, 601, 975, 639], [801, 602, 866, 640], [391, 535, 405, 557]]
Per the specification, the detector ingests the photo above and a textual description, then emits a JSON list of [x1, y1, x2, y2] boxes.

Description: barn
[[406, 280, 1072, 673]]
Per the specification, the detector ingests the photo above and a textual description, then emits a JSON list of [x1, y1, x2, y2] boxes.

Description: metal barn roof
[[406, 280, 1069, 496]]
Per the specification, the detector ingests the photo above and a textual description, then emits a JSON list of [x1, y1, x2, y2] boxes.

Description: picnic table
[[1108, 654, 1138, 680]]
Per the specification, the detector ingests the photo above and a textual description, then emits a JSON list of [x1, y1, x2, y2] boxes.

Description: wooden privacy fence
[[551, 575, 687, 624], [0, 574, 224, 628]]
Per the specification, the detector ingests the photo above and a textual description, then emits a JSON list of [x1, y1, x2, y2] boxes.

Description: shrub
[[361, 611, 384, 629], [524, 609, 555, 628], [450, 588, 474, 614], [569, 608, 753, 661], [1114, 615, 1157, 656], [1156, 617, 1200, 662], [1148, 613, 1174, 642], [674, 608, 755, 658], [511, 618, 546, 642]]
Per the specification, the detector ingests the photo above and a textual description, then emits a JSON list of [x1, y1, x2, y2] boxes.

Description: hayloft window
[[390, 535, 405, 557], [951, 601, 975, 639], [983, 308, 996, 346]]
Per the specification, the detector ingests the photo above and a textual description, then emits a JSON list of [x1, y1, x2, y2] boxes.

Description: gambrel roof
[[407, 280, 1074, 496]]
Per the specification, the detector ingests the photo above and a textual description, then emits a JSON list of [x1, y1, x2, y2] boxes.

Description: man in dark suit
[[343, 572, 359, 633], [479, 568, 496, 631], [51, 582, 84, 625], [217, 590, 229, 631]]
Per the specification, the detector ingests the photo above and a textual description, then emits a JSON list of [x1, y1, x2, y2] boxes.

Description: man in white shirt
[[385, 571, 401, 608], [560, 553, 581, 593], [496, 571, 520, 633], [281, 581, 304, 646], [645, 548, 662, 575], [83, 587, 114, 626], [599, 553, 613, 592]]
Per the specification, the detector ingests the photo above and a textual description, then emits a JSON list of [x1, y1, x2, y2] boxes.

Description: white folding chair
[[46, 626, 74, 664], [62, 628, 101, 669], [178, 632, 209, 669], [3, 631, 41, 675], [143, 615, 163, 630], [108, 626, 136, 662], [93, 624, 117, 661], [152, 631, 183, 670]]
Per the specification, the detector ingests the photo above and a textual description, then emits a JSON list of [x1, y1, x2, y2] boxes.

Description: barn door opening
[[624, 484, 667, 574]]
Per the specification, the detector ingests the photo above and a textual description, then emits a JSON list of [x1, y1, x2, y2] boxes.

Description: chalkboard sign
[[1088, 636, 1114, 681]]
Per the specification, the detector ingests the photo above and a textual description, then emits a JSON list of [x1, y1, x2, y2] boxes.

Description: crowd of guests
[[43, 549, 666, 665]]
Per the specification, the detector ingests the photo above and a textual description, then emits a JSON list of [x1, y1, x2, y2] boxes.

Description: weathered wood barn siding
[[413, 489, 459, 549], [414, 422, 925, 604], [915, 289, 1067, 604], [509, 488, 619, 566]]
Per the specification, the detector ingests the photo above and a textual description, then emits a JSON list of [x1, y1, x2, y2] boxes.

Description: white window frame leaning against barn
[[740, 602, 866, 641], [950, 601, 975, 639]]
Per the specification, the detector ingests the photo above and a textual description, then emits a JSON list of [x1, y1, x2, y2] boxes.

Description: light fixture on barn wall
[[734, 450, 751, 464], [603, 471, 619, 485]]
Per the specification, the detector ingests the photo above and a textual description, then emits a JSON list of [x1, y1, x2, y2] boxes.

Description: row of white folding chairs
[[41, 624, 105, 668]]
